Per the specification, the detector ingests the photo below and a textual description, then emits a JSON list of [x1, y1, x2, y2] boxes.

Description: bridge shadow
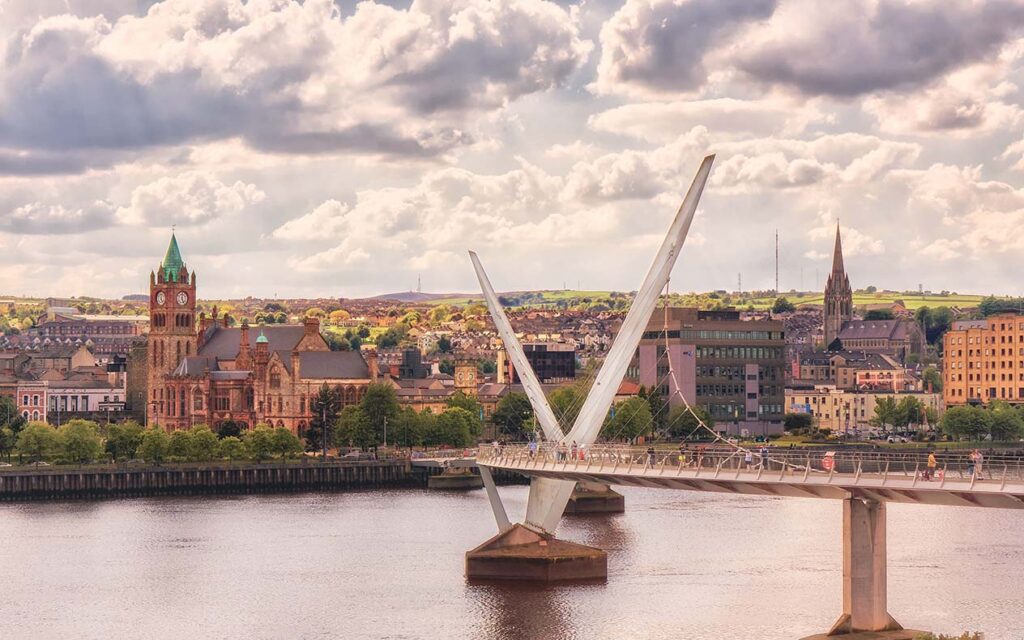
[[466, 578, 605, 640]]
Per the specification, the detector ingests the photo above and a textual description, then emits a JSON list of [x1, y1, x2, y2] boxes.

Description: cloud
[[805, 212, 884, 259], [0, 201, 116, 234], [736, 0, 1024, 97], [587, 97, 832, 142], [0, 0, 590, 161], [593, 0, 777, 96], [115, 172, 265, 226]]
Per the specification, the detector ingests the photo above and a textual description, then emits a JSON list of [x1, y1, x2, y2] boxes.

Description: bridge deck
[[477, 445, 1024, 509]]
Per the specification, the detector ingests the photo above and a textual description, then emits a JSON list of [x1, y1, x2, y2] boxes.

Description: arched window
[[270, 369, 281, 389], [21, 411, 28, 419], [176, 341, 181, 362], [31, 411, 39, 420], [186, 342, 191, 356], [246, 388, 254, 409], [297, 421, 307, 438], [276, 420, 285, 429], [193, 389, 203, 411]]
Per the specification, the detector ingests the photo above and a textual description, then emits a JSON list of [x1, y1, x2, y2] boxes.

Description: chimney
[[496, 349, 507, 384], [237, 321, 251, 368], [211, 306, 219, 325], [304, 315, 320, 337], [367, 348, 379, 382], [291, 350, 300, 380]]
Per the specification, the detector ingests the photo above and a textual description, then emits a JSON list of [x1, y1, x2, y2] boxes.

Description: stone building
[[823, 224, 853, 349], [147, 234, 377, 434]]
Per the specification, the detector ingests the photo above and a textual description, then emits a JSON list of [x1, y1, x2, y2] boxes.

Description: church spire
[[831, 223, 845, 276], [161, 232, 185, 283]]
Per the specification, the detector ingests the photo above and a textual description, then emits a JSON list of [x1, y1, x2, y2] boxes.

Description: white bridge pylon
[[469, 154, 715, 535]]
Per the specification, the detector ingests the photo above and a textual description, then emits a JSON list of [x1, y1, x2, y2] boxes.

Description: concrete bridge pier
[[814, 497, 923, 639], [564, 482, 625, 514], [427, 466, 483, 490]]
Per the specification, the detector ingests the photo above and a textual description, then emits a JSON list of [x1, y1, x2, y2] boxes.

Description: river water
[[1, 486, 1022, 640]]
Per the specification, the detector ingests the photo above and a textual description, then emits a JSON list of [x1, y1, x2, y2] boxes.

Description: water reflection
[[0, 487, 1021, 639]]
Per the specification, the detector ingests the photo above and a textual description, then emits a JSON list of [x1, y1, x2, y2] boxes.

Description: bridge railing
[[477, 443, 1024, 484]]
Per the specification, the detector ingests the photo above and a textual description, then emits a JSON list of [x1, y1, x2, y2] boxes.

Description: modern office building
[[626, 307, 786, 435]]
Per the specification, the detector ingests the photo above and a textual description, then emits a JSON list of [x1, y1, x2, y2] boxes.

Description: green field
[[742, 292, 988, 311]]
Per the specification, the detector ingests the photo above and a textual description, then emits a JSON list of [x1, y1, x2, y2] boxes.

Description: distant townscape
[[1, 226, 1022, 455]]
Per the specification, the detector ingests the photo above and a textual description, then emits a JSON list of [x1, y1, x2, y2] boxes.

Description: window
[[21, 395, 28, 406], [270, 369, 281, 389]]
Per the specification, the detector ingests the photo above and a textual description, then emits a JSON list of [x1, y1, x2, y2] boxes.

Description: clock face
[[155, 291, 166, 305], [177, 291, 189, 306]]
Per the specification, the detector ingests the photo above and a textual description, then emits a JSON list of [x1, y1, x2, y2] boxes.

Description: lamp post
[[321, 401, 328, 463]]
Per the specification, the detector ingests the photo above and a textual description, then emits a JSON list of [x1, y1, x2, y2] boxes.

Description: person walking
[[758, 445, 769, 469], [678, 444, 687, 467], [926, 450, 937, 481], [647, 445, 656, 466], [570, 441, 578, 461], [974, 449, 985, 480], [744, 449, 754, 470], [528, 439, 537, 460]]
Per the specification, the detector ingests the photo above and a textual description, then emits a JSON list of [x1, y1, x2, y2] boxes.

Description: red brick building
[[147, 234, 377, 434]]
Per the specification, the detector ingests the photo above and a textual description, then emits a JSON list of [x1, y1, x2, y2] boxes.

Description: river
[[1, 486, 1022, 639]]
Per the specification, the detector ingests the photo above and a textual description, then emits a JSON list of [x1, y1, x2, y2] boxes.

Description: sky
[[2, 0, 1024, 300]]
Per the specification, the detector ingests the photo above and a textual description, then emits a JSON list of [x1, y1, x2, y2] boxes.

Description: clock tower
[[148, 233, 198, 426]]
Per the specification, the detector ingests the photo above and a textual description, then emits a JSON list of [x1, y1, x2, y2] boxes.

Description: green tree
[[549, 383, 588, 431], [105, 420, 145, 460], [666, 404, 715, 438], [216, 419, 242, 439], [138, 428, 170, 464], [940, 406, 991, 440], [424, 408, 476, 447], [772, 297, 796, 314], [438, 359, 455, 375], [335, 406, 375, 449], [492, 392, 533, 439], [783, 412, 814, 432], [16, 422, 59, 462], [895, 396, 925, 429], [168, 431, 191, 460], [187, 425, 220, 462], [0, 426, 15, 461], [0, 395, 26, 433], [864, 309, 894, 320], [271, 427, 303, 460], [245, 424, 276, 461], [392, 407, 425, 448], [307, 383, 341, 453], [922, 366, 942, 392], [446, 391, 483, 436], [57, 420, 104, 464], [436, 335, 453, 353], [871, 397, 900, 431], [989, 402, 1024, 441], [219, 436, 246, 461], [601, 397, 652, 441], [360, 383, 399, 445]]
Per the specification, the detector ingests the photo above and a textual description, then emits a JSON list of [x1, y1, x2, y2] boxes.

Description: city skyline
[[2, 0, 1024, 299]]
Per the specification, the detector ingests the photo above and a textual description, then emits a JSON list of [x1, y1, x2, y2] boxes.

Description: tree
[[216, 419, 242, 439], [16, 422, 59, 462], [895, 396, 925, 429], [446, 391, 483, 436], [0, 427, 15, 461], [772, 297, 795, 314], [492, 392, 533, 439], [941, 406, 991, 440], [601, 397, 652, 441], [0, 395, 26, 433], [360, 383, 399, 445], [168, 431, 191, 461], [392, 407, 425, 448], [424, 408, 475, 447], [139, 428, 170, 464], [989, 402, 1024, 441], [666, 404, 715, 438], [549, 383, 588, 431], [335, 406, 374, 449], [922, 366, 942, 392], [438, 359, 455, 375], [219, 436, 246, 461], [871, 397, 900, 431], [328, 309, 351, 325], [271, 427, 303, 460], [864, 309, 894, 320], [436, 335, 453, 353], [307, 383, 341, 453], [57, 420, 104, 464], [245, 424, 276, 461], [640, 386, 667, 435], [105, 420, 145, 460], [187, 425, 221, 462], [783, 412, 814, 432]]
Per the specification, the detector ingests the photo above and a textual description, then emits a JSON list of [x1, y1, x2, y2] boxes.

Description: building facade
[[943, 314, 1024, 406], [510, 343, 576, 384], [147, 235, 377, 434], [626, 307, 786, 436], [786, 385, 943, 433]]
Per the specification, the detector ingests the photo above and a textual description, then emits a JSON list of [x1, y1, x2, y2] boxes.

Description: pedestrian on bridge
[[744, 449, 754, 469], [971, 449, 985, 479], [678, 444, 688, 467], [925, 451, 937, 481], [570, 441, 578, 461], [528, 440, 537, 459], [647, 446, 656, 466]]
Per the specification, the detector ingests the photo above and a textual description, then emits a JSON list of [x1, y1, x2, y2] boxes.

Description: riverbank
[[0, 460, 525, 501]]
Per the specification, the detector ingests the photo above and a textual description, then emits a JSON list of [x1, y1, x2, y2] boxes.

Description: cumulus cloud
[[805, 212, 884, 259], [587, 97, 833, 142], [0, 201, 116, 234], [593, 0, 777, 96], [115, 172, 265, 226], [0, 0, 590, 161]]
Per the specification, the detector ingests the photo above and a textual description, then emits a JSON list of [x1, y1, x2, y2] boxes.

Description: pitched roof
[[831, 223, 845, 276], [162, 233, 186, 282], [297, 351, 369, 380], [173, 355, 219, 377], [199, 325, 307, 360], [838, 320, 908, 341]]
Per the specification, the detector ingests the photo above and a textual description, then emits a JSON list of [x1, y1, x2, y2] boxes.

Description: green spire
[[256, 329, 268, 344], [162, 233, 185, 282]]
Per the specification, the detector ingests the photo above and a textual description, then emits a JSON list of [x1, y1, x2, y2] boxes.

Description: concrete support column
[[828, 497, 902, 635]]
